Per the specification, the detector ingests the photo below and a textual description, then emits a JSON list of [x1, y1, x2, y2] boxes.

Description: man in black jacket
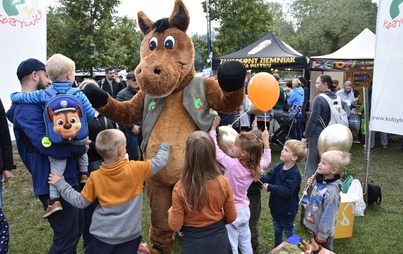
[[98, 67, 125, 99], [116, 71, 142, 160]]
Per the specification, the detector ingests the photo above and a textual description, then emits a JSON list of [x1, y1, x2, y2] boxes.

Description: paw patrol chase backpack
[[43, 88, 89, 144]]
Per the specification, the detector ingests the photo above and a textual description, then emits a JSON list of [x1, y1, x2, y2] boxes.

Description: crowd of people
[[1, 56, 401, 254]]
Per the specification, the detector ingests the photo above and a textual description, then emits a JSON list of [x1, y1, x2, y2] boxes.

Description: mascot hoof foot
[[82, 82, 109, 108], [217, 61, 246, 92]]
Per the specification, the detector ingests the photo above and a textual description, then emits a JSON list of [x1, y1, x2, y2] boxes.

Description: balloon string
[[264, 113, 268, 130], [230, 109, 250, 127]]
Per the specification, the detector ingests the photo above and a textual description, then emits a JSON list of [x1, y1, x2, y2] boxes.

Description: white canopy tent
[[311, 28, 375, 60], [309, 28, 376, 100]]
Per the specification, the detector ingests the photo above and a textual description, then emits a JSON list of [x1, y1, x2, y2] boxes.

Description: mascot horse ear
[[169, 0, 190, 32], [138, 0, 189, 35], [138, 11, 154, 36]]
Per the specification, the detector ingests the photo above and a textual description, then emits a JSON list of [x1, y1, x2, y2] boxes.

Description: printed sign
[[0, 0, 47, 139], [371, 0, 403, 135]]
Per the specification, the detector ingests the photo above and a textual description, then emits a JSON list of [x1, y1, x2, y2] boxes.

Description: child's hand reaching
[[307, 176, 314, 186], [315, 235, 327, 243], [262, 129, 270, 148], [48, 172, 62, 185], [211, 116, 221, 131]]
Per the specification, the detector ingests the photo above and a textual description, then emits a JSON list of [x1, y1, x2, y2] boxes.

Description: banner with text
[[0, 0, 47, 138], [310, 59, 373, 72], [215, 56, 308, 70], [371, 0, 403, 135]]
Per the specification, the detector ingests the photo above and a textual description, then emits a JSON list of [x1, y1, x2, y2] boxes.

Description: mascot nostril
[[86, 0, 246, 252]]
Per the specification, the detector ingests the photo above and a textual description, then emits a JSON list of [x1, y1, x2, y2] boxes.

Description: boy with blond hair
[[49, 129, 170, 252], [10, 53, 94, 217], [260, 139, 307, 247], [303, 150, 351, 251]]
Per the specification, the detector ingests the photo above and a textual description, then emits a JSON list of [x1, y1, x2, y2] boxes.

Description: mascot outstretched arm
[[84, 0, 245, 252]]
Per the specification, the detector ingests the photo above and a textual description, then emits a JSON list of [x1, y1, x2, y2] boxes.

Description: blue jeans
[[124, 129, 140, 160], [273, 218, 295, 247], [292, 113, 302, 140], [39, 190, 83, 254], [370, 131, 388, 147], [83, 160, 103, 252]]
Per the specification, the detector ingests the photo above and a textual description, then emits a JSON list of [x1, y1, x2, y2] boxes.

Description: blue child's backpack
[[43, 87, 89, 144]]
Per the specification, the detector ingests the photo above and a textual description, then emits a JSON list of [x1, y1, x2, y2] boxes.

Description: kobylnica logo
[[1, 0, 44, 28]]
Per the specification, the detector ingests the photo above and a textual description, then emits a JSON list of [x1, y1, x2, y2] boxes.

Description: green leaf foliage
[[203, 0, 275, 56], [287, 0, 377, 56], [192, 34, 209, 70], [47, 0, 142, 73]]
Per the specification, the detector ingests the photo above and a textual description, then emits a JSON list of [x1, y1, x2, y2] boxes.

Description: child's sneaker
[[79, 174, 88, 184], [43, 201, 63, 218]]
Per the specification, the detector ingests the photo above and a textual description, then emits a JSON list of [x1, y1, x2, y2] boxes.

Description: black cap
[[16, 58, 46, 81], [126, 71, 136, 80]]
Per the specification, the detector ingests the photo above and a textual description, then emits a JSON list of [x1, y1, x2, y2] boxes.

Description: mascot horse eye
[[164, 36, 175, 49], [69, 117, 78, 124], [149, 37, 158, 50]]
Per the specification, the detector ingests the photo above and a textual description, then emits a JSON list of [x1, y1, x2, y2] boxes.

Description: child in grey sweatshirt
[[303, 150, 350, 251]]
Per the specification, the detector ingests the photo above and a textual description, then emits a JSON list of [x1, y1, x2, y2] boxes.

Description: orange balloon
[[247, 72, 280, 112], [248, 99, 265, 115]]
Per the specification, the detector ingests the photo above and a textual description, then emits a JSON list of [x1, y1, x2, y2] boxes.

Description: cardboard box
[[334, 193, 355, 239]]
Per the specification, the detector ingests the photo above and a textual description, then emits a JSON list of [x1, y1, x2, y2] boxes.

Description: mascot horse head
[[135, 0, 194, 98]]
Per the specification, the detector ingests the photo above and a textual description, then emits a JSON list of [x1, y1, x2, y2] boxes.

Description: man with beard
[[99, 67, 126, 99], [7, 58, 86, 253]]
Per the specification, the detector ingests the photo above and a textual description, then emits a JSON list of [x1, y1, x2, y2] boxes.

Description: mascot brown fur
[[84, 0, 245, 252]]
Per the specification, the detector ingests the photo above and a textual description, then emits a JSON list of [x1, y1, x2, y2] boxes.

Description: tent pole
[[206, 0, 213, 72], [362, 87, 370, 204]]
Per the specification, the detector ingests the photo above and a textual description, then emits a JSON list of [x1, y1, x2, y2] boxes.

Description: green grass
[[4, 140, 403, 253]]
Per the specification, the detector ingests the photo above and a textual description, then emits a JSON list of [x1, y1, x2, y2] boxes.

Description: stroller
[[270, 111, 297, 148]]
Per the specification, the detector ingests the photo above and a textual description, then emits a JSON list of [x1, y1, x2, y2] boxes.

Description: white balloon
[[318, 124, 353, 156], [217, 126, 239, 155]]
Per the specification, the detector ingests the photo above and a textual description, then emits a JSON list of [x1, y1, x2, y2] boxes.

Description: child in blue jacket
[[260, 139, 307, 247]]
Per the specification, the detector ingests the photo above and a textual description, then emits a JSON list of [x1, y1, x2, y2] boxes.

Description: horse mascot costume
[[84, 0, 246, 252]]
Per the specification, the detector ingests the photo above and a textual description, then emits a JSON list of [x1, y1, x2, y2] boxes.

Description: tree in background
[[192, 34, 208, 71], [204, 0, 275, 56], [269, 2, 296, 45], [287, 0, 377, 56], [47, 0, 142, 73]]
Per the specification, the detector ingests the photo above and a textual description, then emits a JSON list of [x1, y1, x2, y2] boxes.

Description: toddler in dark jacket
[[260, 139, 307, 247]]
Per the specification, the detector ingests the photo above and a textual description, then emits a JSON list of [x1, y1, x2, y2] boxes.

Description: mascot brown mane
[[84, 0, 245, 252]]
